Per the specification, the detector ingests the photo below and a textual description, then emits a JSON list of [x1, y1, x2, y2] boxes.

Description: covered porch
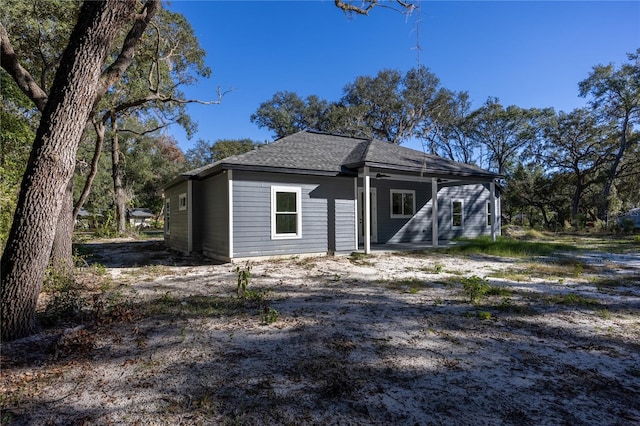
[[355, 165, 500, 255]]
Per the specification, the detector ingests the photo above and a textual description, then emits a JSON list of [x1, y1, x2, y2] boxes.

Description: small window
[[486, 201, 492, 227], [271, 186, 302, 239], [390, 189, 415, 218], [165, 198, 171, 235], [452, 200, 464, 229], [178, 193, 187, 211]]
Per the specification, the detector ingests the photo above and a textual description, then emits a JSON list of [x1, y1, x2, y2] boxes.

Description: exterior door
[[358, 187, 377, 243]]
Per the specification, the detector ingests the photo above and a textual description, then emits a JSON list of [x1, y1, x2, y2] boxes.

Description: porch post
[[187, 180, 193, 252], [490, 180, 496, 242], [353, 177, 358, 250], [432, 178, 439, 248], [363, 166, 371, 254], [228, 169, 233, 259]]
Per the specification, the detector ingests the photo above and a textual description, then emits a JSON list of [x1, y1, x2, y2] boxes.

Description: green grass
[[443, 236, 579, 258]]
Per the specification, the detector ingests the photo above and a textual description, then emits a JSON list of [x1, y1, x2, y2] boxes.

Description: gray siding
[[371, 179, 434, 244], [164, 182, 189, 253], [232, 171, 356, 258], [362, 179, 499, 244], [438, 183, 497, 239], [200, 172, 229, 259]]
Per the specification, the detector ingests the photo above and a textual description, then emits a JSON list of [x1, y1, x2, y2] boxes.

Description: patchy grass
[[443, 236, 580, 258], [546, 292, 601, 307], [349, 252, 374, 266], [381, 277, 434, 293]]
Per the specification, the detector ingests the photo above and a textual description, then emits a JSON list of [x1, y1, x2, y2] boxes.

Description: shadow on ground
[[76, 238, 222, 268]]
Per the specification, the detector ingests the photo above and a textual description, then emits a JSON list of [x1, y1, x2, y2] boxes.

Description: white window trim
[[165, 198, 171, 235], [178, 193, 187, 211], [390, 189, 416, 219], [271, 186, 302, 240], [451, 199, 464, 229]]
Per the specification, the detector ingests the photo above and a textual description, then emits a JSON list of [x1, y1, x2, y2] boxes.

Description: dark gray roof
[[171, 130, 499, 186]]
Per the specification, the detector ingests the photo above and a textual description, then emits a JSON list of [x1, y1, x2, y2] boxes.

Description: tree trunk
[[111, 115, 127, 234], [0, 1, 137, 342], [571, 179, 583, 224], [50, 177, 75, 277], [602, 115, 630, 215], [73, 119, 105, 220]]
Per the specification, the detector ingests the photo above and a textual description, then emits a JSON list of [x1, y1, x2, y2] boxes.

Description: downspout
[[432, 178, 439, 248]]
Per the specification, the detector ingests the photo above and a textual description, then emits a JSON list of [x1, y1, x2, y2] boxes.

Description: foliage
[[0, 73, 34, 248], [184, 138, 259, 170], [235, 263, 253, 299], [39, 269, 87, 327], [460, 275, 491, 304]]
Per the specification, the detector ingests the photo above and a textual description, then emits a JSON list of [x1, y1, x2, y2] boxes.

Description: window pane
[[453, 201, 462, 215], [453, 201, 462, 227], [392, 193, 403, 215], [276, 213, 297, 234], [487, 203, 492, 226], [403, 193, 414, 215], [276, 192, 297, 213]]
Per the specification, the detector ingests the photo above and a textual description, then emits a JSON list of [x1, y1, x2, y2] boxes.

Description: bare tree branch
[[334, 0, 415, 15], [95, 0, 161, 106], [0, 23, 48, 112], [73, 119, 105, 219]]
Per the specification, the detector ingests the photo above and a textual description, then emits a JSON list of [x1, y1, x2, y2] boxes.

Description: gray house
[[163, 130, 501, 262]]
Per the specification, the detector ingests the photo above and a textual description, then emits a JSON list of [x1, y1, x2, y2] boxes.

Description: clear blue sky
[[166, 1, 640, 153]]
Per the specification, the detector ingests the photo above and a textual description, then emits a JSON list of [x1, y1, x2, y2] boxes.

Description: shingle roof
[[180, 130, 499, 182]]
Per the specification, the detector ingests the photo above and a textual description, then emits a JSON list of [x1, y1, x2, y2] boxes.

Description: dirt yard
[[2, 237, 640, 425]]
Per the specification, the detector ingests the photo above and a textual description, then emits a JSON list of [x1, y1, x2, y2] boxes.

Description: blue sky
[[166, 1, 640, 153]]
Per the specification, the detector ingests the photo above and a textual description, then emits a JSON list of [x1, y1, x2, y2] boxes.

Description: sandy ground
[[2, 238, 640, 425]]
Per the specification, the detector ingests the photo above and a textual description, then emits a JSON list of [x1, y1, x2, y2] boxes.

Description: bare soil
[[2, 237, 640, 425]]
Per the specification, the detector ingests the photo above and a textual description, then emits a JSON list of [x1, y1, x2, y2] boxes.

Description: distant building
[[128, 208, 154, 228]]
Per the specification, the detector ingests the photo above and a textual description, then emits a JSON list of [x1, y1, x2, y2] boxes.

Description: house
[[618, 208, 640, 229], [127, 208, 154, 228], [163, 130, 501, 262]]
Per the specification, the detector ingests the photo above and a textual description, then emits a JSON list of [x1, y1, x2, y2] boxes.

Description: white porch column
[[227, 169, 233, 259], [432, 178, 439, 248], [187, 180, 193, 252], [353, 177, 358, 250], [363, 167, 371, 254], [490, 180, 496, 242]]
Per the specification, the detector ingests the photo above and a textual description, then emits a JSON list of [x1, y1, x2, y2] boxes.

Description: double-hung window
[[452, 199, 464, 229], [486, 201, 492, 227], [390, 189, 415, 218], [271, 186, 302, 239]]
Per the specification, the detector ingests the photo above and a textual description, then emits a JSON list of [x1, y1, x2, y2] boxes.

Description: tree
[[0, 72, 35, 248], [1, 0, 160, 341], [417, 90, 479, 164], [579, 49, 640, 215], [184, 138, 259, 170], [251, 91, 331, 139], [539, 109, 615, 222], [468, 97, 549, 175]]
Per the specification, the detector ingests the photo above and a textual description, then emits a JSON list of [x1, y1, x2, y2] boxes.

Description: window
[[486, 201, 492, 227], [452, 200, 464, 229], [271, 186, 302, 239], [390, 189, 415, 218], [179, 193, 187, 211], [165, 198, 171, 235]]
